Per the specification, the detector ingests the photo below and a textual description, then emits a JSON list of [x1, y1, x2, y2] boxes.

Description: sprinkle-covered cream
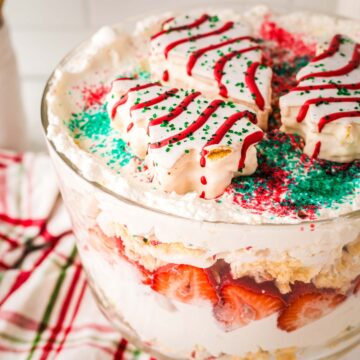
[[46, 7, 360, 223]]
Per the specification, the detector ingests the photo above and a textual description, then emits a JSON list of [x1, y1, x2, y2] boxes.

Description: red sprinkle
[[81, 84, 110, 109], [260, 18, 316, 57]]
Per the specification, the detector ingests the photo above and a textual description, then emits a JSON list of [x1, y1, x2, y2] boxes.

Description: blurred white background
[[2, 0, 360, 149]]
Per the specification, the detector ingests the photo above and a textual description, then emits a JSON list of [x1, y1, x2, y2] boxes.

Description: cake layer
[[97, 214, 360, 294], [280, 34, 360, 162], [107, 78, 263, 199]]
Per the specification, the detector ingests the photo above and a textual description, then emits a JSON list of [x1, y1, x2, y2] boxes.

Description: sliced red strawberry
[[278, 291, 346, 332], [353, 276, 360, 294], [151, 264, 218, 305], [204, 260, 231, 287], [214, 281, 285, 331], [232, 276, 284, 298]]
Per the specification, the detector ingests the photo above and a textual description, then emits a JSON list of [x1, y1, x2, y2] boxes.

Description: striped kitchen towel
[[0, 150, 152, 360]]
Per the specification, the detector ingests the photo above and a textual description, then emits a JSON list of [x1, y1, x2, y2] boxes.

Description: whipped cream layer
[[46, 5, 360, 224]]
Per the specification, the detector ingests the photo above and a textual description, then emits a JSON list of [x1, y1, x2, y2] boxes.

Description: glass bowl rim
[[41, 1, 360, 227]]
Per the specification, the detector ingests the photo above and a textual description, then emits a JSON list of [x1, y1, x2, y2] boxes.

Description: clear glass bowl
[[41, 2, 360, 359]]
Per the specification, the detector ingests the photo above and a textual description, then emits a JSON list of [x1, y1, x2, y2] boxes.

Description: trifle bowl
[[42, 2, 360, 359]]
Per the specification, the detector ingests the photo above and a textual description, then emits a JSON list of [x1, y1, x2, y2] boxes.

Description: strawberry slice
[[214, 279, 285, 331], [278, 291, 346, 332], [353, 276, 360, 294], [151, 264, 218, 305]]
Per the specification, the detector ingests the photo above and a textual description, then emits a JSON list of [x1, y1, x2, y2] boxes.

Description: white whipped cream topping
[[46, 5, 360, 224]]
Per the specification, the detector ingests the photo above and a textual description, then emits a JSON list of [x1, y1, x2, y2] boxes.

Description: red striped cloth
[[0, 150, 153, 360]]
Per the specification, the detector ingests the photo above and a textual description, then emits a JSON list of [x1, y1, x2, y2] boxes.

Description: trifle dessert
[[43, 4, 360, 360]]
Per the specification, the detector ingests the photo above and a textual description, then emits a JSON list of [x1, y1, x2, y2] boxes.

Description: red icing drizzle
[[245, 62, 265, 111], [200, 176, 207, 185], [318, 110, 360, 132], [213, 46, 261, 98], [130, 89, 178, 112], [186, 36, 255, 76], [238, 131, 264, 169], [200, 111, 260, 169], [298, 45, 360, 82], [312, 141, 321, 159], [297, 97, 360, 123], [111, 82, 160, 119], [311, 34, 342, 62], [161, 17, 175, 29], [292, 82, 360, 92], [126, 122, 134, 132], [200, 156, 206, 168], [148, 92, 201, 130], [164, 21, 234, 59], [204, 111, 257, 145], [111, 76, 134, 85], [151, 14, 209, 41], [162, 70, 169, 82], [150, 99, 223, 149]]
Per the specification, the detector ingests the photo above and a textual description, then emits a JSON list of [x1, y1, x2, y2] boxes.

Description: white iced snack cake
[[107, 78, 263, 199], [149, 13, 272, 130], [280, 34, 360, 162]]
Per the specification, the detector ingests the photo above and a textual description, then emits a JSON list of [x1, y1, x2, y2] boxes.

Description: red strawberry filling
[[353, 276, 360, 294], [214, 278, 285, 331], [151, 264, 218, 305], [89, 226, 358, 333], [278, 284, 346, 332]]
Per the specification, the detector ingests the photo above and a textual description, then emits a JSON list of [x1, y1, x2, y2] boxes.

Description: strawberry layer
[[79, 230, 360, 359]]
